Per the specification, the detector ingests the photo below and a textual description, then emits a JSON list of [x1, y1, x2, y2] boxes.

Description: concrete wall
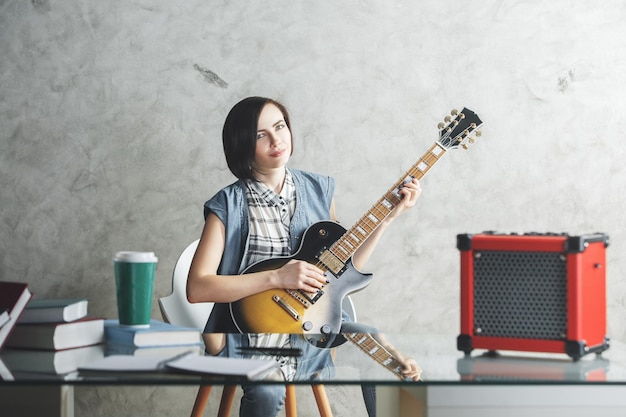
[[2, 0, 625, 415]]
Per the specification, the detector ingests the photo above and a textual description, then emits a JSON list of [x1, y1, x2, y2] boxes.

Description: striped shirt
[[243, 169, 297, 380]]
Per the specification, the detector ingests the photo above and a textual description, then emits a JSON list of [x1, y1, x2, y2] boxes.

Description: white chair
[[159, 240, 354, 417], [159, 239, 212, 329]]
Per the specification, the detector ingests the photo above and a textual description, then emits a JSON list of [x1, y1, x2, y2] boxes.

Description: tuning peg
[[444, 115, 452, 122], [451, 109, 459, 116], [438, 122, 445, 129], [475, 130, 482, 137], [468, 137, 475, 144], [462, 144, 469, 150]]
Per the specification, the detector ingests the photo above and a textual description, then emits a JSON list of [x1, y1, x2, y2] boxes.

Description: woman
[[187, 96, 421, 417]]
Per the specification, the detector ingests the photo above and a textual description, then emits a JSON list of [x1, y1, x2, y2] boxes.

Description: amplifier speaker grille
[[473, 251, 567, 340]]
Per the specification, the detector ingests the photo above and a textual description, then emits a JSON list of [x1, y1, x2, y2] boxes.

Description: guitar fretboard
[[344, 332, 406, 380], [330, 142, 447, 263]]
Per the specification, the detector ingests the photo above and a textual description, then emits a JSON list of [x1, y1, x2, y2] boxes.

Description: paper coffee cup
[[114, 251, 158, 328]]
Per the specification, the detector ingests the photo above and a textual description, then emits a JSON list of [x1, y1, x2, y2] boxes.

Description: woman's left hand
[[372, 332, 423, 381], [388, 177, 421, 220], [398, 356, 423, 381]]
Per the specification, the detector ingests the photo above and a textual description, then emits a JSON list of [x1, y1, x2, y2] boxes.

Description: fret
[[381, 198, 393, 210], [370, 204, 389, 220], [431, 143, 445, 156], [384, 191, 402, 207], [421, 155, 439, 168], [332, 237, 357, 262], [342, 240, 355, 250], [365, 215, 378, 227], [358, 218, 376, 234], [366, 212, 380, 224], [334, 243, 350, 257], [347, 232, 361, 245], [409, 144, 446, 180]]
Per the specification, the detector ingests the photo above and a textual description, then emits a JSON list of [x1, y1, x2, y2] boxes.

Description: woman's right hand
[[274, 260, 328, 293]]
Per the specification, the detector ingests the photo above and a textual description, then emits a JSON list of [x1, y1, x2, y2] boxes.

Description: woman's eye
[[276, 123, 285, 130], [256, 132, 266, 140]]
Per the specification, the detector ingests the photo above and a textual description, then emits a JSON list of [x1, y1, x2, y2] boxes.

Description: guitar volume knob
[[302, 321, 313, 331], [320, 324, 331, 334]]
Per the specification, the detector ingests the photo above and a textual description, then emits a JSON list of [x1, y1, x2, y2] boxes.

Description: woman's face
[[253, 103, 292, 173]]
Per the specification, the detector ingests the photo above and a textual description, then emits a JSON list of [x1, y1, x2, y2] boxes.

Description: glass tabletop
[[1, 333, 625, 386]]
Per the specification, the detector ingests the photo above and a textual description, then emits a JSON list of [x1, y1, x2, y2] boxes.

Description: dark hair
[[222, 96, 293, 180]]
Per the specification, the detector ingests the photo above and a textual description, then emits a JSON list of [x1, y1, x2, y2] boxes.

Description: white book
[[19, 298, 88, 323], [6, 317, 105, 350], [1, 345, 105, 374], [78, 350, 202, 373], [79, 351, 277, 380], [166, 354, 278, 380]]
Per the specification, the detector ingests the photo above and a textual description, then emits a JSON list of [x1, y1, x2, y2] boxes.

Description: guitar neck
[[330, 142, 447, 262], [344, 332, 406, 380]]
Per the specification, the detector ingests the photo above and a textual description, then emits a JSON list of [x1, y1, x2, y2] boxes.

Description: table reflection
[[457, 352, 610, 382], [2, 333, 626, 385]]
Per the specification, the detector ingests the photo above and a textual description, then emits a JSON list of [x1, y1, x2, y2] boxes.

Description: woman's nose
[[268, 133, 280, 146]]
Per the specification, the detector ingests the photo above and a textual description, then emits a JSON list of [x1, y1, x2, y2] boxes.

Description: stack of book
[[1, 297, 105, 374], [104, 319, 204, 357]]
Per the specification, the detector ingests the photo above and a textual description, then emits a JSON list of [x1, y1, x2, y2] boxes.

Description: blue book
[[104, 320, 202, 348]]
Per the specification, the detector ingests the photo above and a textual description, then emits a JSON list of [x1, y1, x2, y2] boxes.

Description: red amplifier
[[457, 232, 610, 360]]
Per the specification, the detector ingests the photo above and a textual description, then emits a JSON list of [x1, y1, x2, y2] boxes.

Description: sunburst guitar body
[[230, 221, 373, 347]]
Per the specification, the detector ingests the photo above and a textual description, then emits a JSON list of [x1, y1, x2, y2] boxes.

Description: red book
[[0, 282, 32, 350]]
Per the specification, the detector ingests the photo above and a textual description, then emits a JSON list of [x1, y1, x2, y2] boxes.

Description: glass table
[[2, 333, 626, 417]]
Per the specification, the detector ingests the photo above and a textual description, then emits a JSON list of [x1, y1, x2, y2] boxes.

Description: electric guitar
[[344, 332, 418, 380], [230, 108, 484, 347]]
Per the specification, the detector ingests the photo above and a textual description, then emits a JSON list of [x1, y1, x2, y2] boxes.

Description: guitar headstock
[[437, 107, 483, 150]]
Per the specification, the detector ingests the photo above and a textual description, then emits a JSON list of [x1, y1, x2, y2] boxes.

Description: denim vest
[[202, 169, 336, 379]]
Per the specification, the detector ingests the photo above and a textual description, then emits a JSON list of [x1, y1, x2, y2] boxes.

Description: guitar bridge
[[272, 295, 300, 321]]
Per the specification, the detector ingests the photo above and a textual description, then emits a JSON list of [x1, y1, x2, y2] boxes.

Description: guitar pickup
[[317, 249, 347, 275], [297, 289, 324, 304]]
